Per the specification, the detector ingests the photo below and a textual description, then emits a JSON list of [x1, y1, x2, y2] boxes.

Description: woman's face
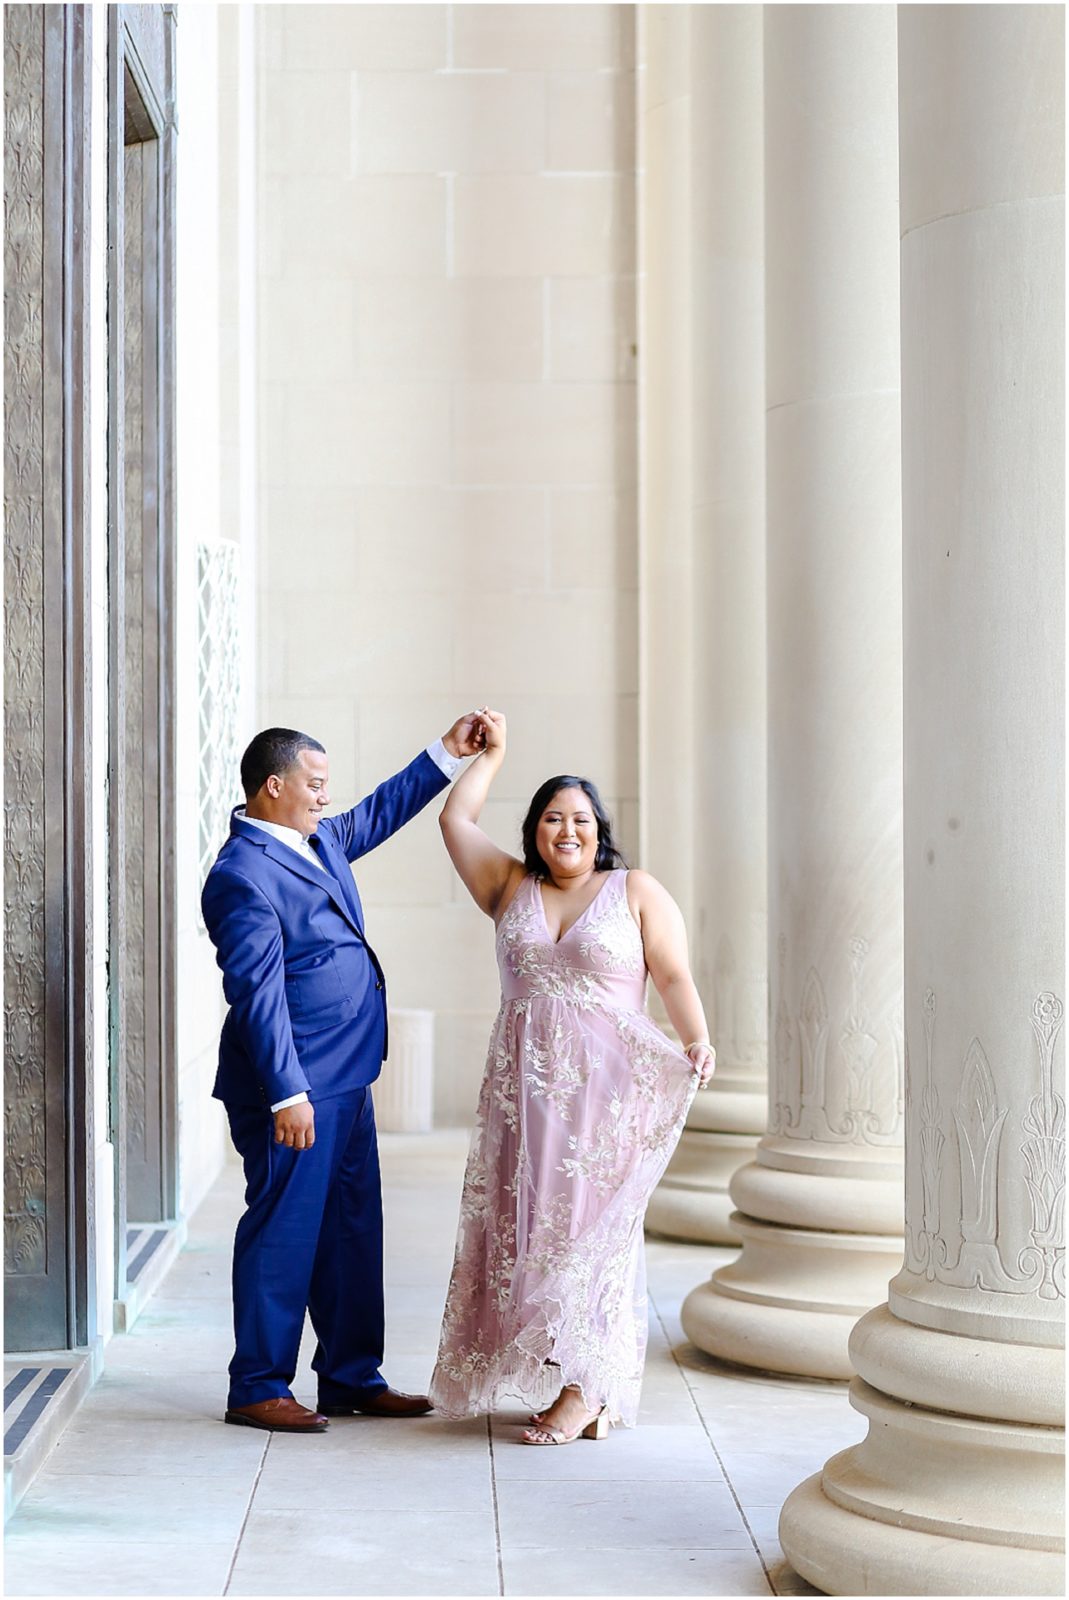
[[536, 787, 599, 879]]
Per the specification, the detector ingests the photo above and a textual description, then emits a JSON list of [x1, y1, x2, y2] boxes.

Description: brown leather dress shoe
[[225, 1396, 329, 1433], [319, 1388, 433, 1418]]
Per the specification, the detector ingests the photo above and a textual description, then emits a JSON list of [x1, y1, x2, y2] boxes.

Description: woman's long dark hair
[[521, 776, 628, 880]]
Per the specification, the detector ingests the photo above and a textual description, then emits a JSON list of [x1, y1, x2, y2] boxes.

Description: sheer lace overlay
[[429, 870, 696, 1427]]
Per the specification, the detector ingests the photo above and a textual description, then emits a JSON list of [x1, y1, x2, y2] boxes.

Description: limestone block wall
[[257, 4, 639, 1122]]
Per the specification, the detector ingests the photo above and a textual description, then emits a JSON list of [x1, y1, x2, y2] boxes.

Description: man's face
[[267, 748, 331, 836]]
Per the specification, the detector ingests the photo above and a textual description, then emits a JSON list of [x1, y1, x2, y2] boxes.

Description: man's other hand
[[274, 1101, 315, 1150], [443, 711, 488, 759]]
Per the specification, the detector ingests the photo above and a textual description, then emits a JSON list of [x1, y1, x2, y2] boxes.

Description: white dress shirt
[[241, 739, 463, 1113]]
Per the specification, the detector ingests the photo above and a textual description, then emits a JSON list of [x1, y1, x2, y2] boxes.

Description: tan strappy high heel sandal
[[520, 1406, 610, 1446]]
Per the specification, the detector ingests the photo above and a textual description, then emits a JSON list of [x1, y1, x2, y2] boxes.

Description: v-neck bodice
[[536, 872, 615, 946], [496, 869, 646, 1008]]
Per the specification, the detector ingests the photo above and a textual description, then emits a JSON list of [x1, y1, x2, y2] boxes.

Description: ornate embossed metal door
[[4, 4, 94, 1352], [108, 6, 177, 1270]]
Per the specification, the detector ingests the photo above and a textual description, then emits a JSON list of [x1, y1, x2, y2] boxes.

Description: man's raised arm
[[323, 712, 485, 863]]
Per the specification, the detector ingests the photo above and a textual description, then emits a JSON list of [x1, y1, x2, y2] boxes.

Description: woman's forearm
[[441, 744, 505, 826], [656, 973, 710, 1049]]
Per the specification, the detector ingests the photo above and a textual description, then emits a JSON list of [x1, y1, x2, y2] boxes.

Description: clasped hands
[[442, 707, 506, 759]]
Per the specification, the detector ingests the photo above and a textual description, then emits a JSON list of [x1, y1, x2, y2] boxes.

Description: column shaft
[[682, 3, 905, 1377], [781, 7, 1065, 1591], [644, 2, 768, 1246]]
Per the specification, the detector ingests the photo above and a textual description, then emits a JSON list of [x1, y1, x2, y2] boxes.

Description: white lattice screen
[[197, 540, 242, 899]]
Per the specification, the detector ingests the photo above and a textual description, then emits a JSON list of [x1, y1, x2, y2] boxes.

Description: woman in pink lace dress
[[429, 710, 715, 1445]]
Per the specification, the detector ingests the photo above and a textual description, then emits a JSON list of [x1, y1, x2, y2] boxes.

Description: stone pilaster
[[780, 7, 1065, 1592], [681, 3, 904, 1375], [640, 4, 768, 1245], [637, 2, 695, 931], [373, 1009, 434, 1134]]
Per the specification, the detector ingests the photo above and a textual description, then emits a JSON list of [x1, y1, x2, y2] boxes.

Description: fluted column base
[[781, 1389, 1064, 1594], [779, 1303, 1065, 1594], [781, 1467, 1063, 1598], [646, 1085, 765, 1244], [681, 1212, 903, 1379], [681, 1147, 904, 1379]]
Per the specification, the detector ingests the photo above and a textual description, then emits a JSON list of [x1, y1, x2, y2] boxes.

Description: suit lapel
[[227, 809, 362, 936], [228, 808, 367, 934], [309, 834, 364, 930]]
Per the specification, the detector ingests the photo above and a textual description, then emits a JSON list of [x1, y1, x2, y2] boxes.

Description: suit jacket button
[[375, 980, 383, 990]]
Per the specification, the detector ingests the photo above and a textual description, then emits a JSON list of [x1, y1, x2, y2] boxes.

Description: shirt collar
[[237, 807, 312, 851]]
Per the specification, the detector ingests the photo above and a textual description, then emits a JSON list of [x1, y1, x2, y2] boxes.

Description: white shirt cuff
[[270, 1091, 310, 1113], [426, 737, 464, 780]]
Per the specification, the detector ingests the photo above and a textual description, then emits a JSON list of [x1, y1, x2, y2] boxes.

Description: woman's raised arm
[[440, 709, 524, 919]]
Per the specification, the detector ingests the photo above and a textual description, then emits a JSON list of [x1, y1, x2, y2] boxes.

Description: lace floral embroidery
[[525, 1016, 601, 1121], [430, 871, 696, 1428]]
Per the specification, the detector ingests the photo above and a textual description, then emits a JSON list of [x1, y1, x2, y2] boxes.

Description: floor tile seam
[[240, 1509, 499, 1525], [4, 1538, 238, 1550], [64, 1414, 244, 1427], [486, 1413, 506, 1597], [494, 1474, 730, 1484], [250, 1503, 495, 1515], [223, 1432, 271, 1597], [252, 1478, 502, 1491], [53, 1418, 239, 1429], [18, 1474, 260, 1497], [649, 1287, 777, 1598], [498, 1539, 760, 1552], [38, 1467, 270, 1480], [498, 1544, 770, 1552], [93, 1369, 237, 1377]]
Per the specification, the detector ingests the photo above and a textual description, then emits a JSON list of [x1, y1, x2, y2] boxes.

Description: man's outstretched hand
[[443, 711, 488, 759]]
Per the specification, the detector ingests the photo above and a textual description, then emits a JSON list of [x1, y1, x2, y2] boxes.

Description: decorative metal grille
[[197, 540, 242, 903], [123, 140, 148, 1165]]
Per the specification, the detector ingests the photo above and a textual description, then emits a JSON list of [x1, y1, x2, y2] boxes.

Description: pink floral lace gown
[[430, 869, 697, 1427]]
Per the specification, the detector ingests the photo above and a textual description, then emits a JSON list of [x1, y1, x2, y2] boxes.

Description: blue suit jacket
[[202, 750, 449, 1108]]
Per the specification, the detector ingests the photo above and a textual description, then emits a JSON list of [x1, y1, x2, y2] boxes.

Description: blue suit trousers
[[226, 1090, 388, 1409]]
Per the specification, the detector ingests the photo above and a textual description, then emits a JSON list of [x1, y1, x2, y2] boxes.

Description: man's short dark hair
[[240, 728, 325, 799]]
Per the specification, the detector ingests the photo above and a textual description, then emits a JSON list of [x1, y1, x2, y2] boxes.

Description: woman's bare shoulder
[[625, 866, 665, 900], [625, 868, 681, 920]]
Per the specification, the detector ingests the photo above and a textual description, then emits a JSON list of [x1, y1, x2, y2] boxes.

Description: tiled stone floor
[[4, 1130, 865, 1597]]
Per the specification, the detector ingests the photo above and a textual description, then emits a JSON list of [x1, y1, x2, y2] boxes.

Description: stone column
[[682, 4, 905, 1377], [781, 7, 1065, 1592], [645, 2, 768, 1246], [373, 1009, 434, 1134]]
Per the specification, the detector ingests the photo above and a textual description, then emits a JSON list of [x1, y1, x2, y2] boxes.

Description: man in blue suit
[[202, 716, 483, 1433]]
